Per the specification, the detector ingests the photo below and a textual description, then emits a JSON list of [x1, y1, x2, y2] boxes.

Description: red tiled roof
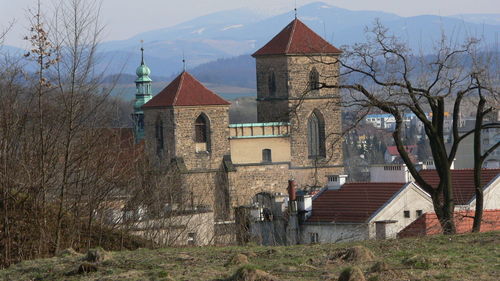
[[143, 71, 230, 108], [252, 19, 342, 56], [307, 182, 407, 223], [386, 145, 417, 156], [419, 169, 500, 205]]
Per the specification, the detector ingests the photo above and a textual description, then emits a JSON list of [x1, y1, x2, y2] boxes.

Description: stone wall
[[227, 163, 344, 211], [255, 55, 290, 122], [172, 105, 230, 170], [143, 107, 176, 170]]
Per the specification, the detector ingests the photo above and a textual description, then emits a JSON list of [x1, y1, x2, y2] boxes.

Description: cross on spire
[[294, 0, 297, 19], [182, 51, 186, 71], [140, 40, 145, 65]]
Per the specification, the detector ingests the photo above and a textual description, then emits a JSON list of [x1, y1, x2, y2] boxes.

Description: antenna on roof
[[294, 0, 297, 19], [140, 40, 144, 65]]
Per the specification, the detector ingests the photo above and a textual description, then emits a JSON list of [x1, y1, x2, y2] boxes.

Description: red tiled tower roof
[[419, 169, 500, 205], [307, 182, 407, 223], [252, 18, 342, 56], [143, 71, 230, 108]]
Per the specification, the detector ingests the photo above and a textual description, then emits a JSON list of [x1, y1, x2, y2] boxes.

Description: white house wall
[[466, 176, 500, 210], [368, 183, 433, 239], [300, 223, 369, 244]]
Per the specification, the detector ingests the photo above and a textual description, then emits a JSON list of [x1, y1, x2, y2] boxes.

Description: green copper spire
[[133, 46, 153, 143]]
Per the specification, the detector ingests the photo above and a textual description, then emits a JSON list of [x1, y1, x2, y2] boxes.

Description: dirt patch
[[338, 267, 365, 281], [225, 254, 249, 267], [228, 266, 282, 281], [331, 246, 375, 263]]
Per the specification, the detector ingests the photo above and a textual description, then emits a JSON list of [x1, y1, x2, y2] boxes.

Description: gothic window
[[155, 118, 164, 156], [308, 110, 326, 158], [268, 71, 276, 96], [309, 67, 320, 91], [262, 149, 272, 163]]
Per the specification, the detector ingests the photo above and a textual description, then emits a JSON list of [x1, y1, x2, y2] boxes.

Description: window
[[262, 149, 272, 163], [187, 232, 196, 246], [309, 67, 320, 91], [268, 71, 276, 96], [155, 119, 164, 156], [308, 110, 326, 158], [416, 210, 423, 217], [195, 115, 208, 143], [310, 232, 319, 243], [195, 114, 210, 152], [404, 210, 410, 218]]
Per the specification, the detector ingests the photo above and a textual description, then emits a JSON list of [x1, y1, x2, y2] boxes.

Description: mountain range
[[3, 2, 500, 95]]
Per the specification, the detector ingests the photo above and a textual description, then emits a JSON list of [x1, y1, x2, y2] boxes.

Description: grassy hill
[[0, 231, 498, 281]]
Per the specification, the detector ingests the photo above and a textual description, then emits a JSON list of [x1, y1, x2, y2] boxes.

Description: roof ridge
[[172, 72, 185, 105], [285, 19, 297, 54]]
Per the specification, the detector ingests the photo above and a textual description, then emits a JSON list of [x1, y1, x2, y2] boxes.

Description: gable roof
[[142, 71, 230, 108], [252, 18, 342, 56], [386, 145, 417, 156], [419, 169, 500, 205], [307, 182, 407, 223]]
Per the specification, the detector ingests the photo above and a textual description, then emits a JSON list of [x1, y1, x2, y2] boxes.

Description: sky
[[1, 0, 499, 48]]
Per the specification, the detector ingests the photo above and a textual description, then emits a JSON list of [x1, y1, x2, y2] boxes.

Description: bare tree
[[319, 21, 499, 234]]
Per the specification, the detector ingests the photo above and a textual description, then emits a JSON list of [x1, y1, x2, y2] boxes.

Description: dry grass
[[0, 231, 498, 281]]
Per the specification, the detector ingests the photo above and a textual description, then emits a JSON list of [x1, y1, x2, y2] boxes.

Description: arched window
[[262, 149, 272, 163], [309, 67, 320, 91], [308, 110, 326, 158], [268, 71, 276, 96], [155, 118, 164, 156], [195, 114, 210, 152]]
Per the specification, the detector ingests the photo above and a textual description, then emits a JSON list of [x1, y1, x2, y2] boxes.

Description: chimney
[[287, 179, 297, 201], [326, 174, 347, 190], [369, 164, 413, 183]]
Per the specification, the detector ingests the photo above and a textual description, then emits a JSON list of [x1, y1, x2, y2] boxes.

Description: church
[[131, 18, 345, 244]]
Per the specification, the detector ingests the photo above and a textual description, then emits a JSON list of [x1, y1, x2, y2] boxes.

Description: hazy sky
[[1, 0, 499, 47]]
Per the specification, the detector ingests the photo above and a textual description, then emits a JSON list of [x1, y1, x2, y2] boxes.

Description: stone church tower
[[142, 71, 231, 170], [252, 18, 343, 171]]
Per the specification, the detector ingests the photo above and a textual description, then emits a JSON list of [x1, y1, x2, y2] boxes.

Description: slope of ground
[[0, 231, 498, 281]]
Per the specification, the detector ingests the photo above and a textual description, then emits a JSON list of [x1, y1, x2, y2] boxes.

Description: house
[[397, 168, 500, 237], [384, 145, 417, 163], [299, 177, 433, 243]]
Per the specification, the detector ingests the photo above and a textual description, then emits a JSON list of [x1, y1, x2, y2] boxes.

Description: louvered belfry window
[[195, 115, 208, 143], [309, 67, 320, 91]]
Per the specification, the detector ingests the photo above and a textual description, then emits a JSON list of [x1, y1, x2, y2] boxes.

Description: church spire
[[133, 44, 153, 143]]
